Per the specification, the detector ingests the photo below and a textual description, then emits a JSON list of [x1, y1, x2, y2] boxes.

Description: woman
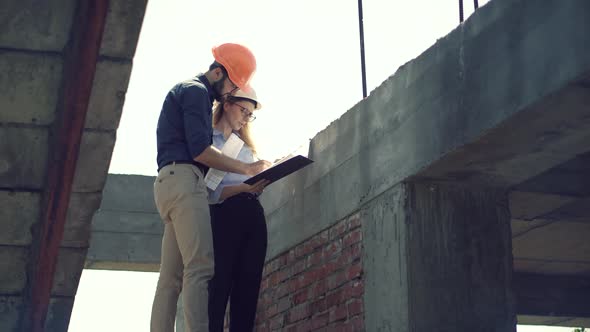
[[207, 87, 269, 332]]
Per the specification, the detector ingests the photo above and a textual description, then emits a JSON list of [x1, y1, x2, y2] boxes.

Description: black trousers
[[208, 193, 268, 332]]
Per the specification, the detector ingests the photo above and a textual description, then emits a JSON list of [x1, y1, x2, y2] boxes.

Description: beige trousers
[[150, 163, 214, 332]]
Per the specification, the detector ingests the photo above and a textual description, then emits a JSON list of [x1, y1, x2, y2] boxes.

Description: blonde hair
[[212, 97, 258, 155]]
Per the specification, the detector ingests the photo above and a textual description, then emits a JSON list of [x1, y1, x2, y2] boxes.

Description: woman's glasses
[[231, 102, 256, 122]]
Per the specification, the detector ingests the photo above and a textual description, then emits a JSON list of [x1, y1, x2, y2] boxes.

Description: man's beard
[[212, 79, 225, 102]]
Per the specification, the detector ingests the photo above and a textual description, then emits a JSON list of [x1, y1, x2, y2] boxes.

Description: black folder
[[244, 155, 314, 185]]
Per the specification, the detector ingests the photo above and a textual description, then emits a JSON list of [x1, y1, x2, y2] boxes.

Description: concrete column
[[363, 182, 516, 332]]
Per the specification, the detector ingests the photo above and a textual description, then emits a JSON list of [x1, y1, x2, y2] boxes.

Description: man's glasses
[[231, 102, 256, 122]]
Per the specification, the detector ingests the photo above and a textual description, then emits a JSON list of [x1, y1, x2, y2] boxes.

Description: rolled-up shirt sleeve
[[181, 84, 212, 159]]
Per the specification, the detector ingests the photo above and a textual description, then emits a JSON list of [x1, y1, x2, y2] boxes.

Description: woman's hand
[[240, 179, 271, 195], [219, 180, 272, 201]]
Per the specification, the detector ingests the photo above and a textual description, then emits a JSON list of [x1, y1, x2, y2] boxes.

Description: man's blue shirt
[[156, 74, 214, 171]]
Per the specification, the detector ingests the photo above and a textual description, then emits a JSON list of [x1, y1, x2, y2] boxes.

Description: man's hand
[[245, 160, 272, 177]]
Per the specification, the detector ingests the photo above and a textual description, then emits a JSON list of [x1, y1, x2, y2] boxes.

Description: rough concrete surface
[[0, 191, 40, 246], [362, 184, 409, 332], [0, 0, 76, 52], [0, 127, 48, 189], [84, 59, 133, 130], [0, 51, 62, 125]]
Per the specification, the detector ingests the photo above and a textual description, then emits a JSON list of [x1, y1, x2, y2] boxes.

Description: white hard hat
[[232, 86, 262, 110]]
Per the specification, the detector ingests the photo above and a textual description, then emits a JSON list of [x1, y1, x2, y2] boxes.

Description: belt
[[158, 160, 206, 174]]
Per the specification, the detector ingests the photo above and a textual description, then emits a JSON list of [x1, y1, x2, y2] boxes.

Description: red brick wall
[[254, 213, 364, 331]]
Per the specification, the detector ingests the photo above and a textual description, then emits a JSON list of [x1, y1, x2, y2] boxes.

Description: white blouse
[[207, 129, 257, 204]]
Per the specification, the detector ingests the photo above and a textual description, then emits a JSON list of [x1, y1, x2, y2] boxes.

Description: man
[[150, 43, 271, 332]]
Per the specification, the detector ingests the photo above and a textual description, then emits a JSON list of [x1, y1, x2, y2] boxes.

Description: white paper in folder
[[204, 133, 244, 190]]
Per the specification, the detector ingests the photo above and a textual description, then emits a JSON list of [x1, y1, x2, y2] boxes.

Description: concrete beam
[[86, 210, 163, 272], [86, 174, 162, 272]]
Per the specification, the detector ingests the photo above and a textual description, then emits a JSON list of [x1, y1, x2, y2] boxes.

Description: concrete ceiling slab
[[514, 259, 590, 275], [0, 247, 28, 294], [61, 193, 103, 248], [512, 219, 554, 238], [85, 59, 133, 130], [0, 51, 62, 126], [0, 296, 22, 331], [50, 248, 86, 297], [541, 197, 590, 222], [513, 221, 590, 261], [99, 0, 147, 59], [0, 191, 39, 246], [71, 131, 116, 193], [45, 297, 74, 332], [0, 0, 76, 52], [509, 191, 576, 220], [0, 127, 48, 189], [516, 152, 590, 197]]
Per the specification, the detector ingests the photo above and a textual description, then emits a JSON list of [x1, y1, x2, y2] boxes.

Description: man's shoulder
[[175, 77, 208, 95]]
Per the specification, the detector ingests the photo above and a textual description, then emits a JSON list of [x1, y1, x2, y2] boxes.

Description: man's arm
[[195, 146, 270, 176]]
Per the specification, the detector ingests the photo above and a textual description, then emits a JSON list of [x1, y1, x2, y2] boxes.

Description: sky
[[69, 0, 579, 331]]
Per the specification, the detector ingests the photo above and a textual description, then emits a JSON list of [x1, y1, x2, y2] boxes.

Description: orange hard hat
[[212, 43, 257, 90]]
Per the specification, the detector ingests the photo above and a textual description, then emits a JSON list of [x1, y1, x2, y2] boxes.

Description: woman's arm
[[219, 180, 269, 201]]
